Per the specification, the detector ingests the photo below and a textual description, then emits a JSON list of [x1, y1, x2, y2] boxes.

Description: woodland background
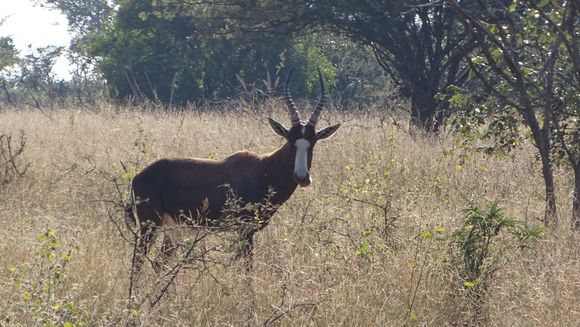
[[0, 0, 578, 325]]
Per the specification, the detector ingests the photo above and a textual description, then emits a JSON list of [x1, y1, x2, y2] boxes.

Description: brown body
[[132, 145, 299, 229], [128, 68, 340, 271]]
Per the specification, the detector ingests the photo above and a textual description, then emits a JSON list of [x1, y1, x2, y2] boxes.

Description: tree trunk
[[537, 139, 558, 227], [573, 162, 580, 231], [410, 86, 438, 133], [524, 102, 558, 227]]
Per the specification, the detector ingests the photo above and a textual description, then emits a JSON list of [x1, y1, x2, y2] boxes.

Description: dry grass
[[0, 102, 578, 326]]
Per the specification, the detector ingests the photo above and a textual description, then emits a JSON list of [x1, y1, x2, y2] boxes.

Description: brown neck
[[261, 143, 298, 205]]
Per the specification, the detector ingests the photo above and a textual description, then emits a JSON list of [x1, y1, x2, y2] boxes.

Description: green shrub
[[448, 200, 547, 324], [6, 229, 88, 326]]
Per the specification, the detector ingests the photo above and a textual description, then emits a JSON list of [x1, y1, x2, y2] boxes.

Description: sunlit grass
[[0, 102, 578, 326]]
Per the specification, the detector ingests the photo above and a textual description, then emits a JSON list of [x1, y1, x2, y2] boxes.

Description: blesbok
[[127, 69, 340, 271]]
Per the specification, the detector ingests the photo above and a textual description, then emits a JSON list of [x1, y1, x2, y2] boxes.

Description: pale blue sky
[[0, 0, 72, 78]]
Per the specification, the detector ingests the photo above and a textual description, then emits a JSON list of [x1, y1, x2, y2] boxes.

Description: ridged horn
[[284, 68, 301, 126], [307, 67, 326, 127]]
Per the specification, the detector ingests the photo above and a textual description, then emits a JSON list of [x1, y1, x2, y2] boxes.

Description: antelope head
[[268, 68, 341, 187]]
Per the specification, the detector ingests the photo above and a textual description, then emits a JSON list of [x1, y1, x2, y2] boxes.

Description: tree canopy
[[446, 0, 579, 228], [167, 0, 476, 131], [37, 0, 388, 106]]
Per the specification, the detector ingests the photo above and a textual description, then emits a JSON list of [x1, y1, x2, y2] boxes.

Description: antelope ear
[[316, 123, 341, 140], [268, 118, 289, 138]]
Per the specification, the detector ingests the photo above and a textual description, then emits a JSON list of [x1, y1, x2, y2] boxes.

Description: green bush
[[6, 229, 88, 326], [447, 200, 547, 324]]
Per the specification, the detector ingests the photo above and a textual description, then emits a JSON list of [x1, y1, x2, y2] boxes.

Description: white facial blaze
[[294, 138, 311, 180]]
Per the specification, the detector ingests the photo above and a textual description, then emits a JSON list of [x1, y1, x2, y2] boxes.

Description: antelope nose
[[293, 173, 311, 187]]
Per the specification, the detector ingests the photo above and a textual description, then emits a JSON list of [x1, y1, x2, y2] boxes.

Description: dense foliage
[[210, 0, 476, 131], [34, 0, 388, 106], [446, 0, 579, 228]]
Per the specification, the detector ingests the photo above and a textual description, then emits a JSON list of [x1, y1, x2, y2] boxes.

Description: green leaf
[[63, 251, 72, 263], [362, 228, 374, 238], [130, 308, 139, 318], [450, 93, 469, 108], [420, 230, 433, 239], [121, 171, 135, 182], [463, 281, 475, 287], [355, 241, 370, 255], [491, 48, 503, 61]]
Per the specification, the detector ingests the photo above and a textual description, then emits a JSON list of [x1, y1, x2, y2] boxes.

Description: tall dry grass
[[0, 102, 578, 326]]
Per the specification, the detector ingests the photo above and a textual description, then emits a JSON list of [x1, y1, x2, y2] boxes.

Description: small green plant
[[131, 116, 150, 167], [448, 200, 547, 324], [7, 228, 88, 326], [404, 225, 447, 324], [340, 150, 398, 250]]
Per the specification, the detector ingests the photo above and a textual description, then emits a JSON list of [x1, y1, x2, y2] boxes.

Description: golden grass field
[[0, 102, 578, 326]]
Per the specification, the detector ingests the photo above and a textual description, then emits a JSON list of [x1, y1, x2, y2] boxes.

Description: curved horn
[[307, 67, 326, 127], [284, 68, 301, 126]]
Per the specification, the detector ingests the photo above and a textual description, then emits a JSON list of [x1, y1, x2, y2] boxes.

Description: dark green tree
[[15, 46, 67, 107], [0, 36, 18, 72], [35, 0, 113, 104], [447, 0, 579, 229], [57, 0, 316, 104], [40, 0, 389, 106], [190, 0, 476, 131], [290, 33, 391, 109], [0, 34, 19, 104]]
